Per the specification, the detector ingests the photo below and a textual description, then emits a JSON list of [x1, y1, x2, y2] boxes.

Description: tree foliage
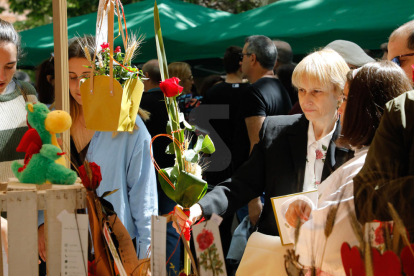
[[8, 0, 262, 31], [9, 0, 142, 31], [184, 0, 261, 14]]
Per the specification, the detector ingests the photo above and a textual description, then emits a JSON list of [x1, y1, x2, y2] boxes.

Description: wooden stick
[[52, 0, 70, 167], [174, 218, 199, 276]]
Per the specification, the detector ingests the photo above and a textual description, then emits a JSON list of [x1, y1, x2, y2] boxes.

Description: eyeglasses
[[239, 52, 253, 61], [391, 52, 414, 67], [185, 75, 193, 81]]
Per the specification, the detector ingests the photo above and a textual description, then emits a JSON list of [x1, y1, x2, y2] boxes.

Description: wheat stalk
[[75, 35, 96, 67], [97, 53, 104, 68], [383, 222, 392, 252], [123, 32, 145, 65], [294, 216, 302, 247], [319, 191, 345, 272], [347, 203, 364, 250], [84, 46, 92, 64], [388, 202, 414, 257], [364, 241, 374, 276]]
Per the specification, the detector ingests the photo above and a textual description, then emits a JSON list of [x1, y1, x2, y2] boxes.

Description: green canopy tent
[[18, 0, 231, 67], [167, 0, 414, 61]]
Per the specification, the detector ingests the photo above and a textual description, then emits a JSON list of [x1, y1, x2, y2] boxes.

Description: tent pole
[[52, 0, 70, 168]]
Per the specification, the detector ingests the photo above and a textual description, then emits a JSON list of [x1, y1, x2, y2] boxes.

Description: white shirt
[[302, 121, 336, 192], [283, 147, 369, 276]]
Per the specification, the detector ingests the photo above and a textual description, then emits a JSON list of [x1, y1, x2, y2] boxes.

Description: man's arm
[[245, 116, 266, 224], [245, 116, 266, 154]]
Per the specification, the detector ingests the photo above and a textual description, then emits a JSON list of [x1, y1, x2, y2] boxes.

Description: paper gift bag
[[80, 76, 143, 132]]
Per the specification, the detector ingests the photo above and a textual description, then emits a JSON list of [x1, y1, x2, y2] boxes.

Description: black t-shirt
[[233, 77, 292, 171], [199, 82, 250, 186]]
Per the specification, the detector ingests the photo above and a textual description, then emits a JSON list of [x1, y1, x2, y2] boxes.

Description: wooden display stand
[[0, 178, 86, 276]]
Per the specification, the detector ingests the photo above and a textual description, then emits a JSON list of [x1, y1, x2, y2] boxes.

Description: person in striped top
[[0, 19, 38, 183]]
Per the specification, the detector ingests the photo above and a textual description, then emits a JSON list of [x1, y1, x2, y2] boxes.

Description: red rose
[[114, 46, 121, 53], [160, 77, 183, 97], [315, 149, 324, 160], [197, 228, 214, 251], [100, 42, 110, 50], [79, 162, 102, 190]]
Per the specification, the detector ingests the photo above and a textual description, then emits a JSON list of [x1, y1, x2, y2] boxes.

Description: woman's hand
[[1, 217, 8, 263], [285, 200, 311, 227], [172, 204, 203, 234], [248, 197, 263, 225]]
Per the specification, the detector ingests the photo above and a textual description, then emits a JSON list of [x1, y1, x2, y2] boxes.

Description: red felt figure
[[372, 248, 402, 276], [401, 244, 414, 276], [15, 125, 42, 171], [341, 243, 366, 276]]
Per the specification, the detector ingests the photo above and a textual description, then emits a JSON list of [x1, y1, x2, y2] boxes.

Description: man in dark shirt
[[202, 46, 249, 186], [140, 59, 179, 275], [199, 46, 249, 263], [233, 35, 292, 225]]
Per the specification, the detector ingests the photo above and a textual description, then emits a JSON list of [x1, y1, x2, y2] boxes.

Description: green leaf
[[183, 118, 196, 131], [154, 0, 169, 82], [184, 149, 199, 163], [166, 121, 172, 135], [193, 135, 204, 153], [178, 112, 185, 123], [174, 171, 208, 208], [101, 189, 119, 198], [166, 120, 184, 141], [165, 142, 175, 154], [322, 144, 328, 151], [199, 135, 215, 154], [157, 166, 179, 202]]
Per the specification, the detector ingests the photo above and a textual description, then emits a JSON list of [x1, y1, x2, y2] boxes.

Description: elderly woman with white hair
[[173, 49, 354, 240]]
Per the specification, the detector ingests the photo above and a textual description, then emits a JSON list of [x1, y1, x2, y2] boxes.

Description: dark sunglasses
[[391, 52, 414, 67], [239, 52, 253, 61]]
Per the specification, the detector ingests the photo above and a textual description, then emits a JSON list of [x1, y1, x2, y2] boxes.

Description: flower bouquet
[[152, 1, 215, 275], [79, 0, 146, 132]]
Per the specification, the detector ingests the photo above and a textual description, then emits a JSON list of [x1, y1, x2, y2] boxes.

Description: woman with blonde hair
[[174, 49, 354, 246], [168, 62, 201, 121], [283, 60, 412, 275], [168, 61, 194, 94]]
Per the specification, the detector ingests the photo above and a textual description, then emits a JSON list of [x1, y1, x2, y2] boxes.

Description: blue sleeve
[[126, 126, 158, 259]]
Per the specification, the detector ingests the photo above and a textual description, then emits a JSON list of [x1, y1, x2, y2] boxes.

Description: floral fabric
[[303, 121, 336, 191]]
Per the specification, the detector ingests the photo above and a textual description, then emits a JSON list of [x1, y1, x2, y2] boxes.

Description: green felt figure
[[11, 102, 77, 185]]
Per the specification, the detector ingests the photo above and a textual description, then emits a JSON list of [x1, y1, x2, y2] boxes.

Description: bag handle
[[89, 0, 115, 97], [108, 0, 114, 97]]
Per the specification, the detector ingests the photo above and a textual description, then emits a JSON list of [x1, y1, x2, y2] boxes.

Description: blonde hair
[[292, 49, 349, 95], [168, 62, 191, 86]]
